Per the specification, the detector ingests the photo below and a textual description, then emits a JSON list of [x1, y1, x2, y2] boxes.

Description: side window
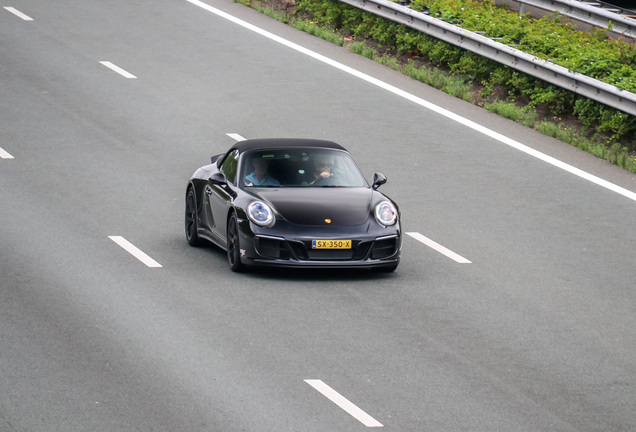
[[220, 149, 239, 184]]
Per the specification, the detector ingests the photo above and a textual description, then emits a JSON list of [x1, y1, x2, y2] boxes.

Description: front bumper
[[238, 219, 401, 269]]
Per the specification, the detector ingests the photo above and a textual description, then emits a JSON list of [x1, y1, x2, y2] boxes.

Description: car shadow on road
[[242, 266, 396, 281]]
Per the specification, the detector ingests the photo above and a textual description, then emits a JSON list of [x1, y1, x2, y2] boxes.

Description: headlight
[[247, 201, 275, 226], [375, 201, 397, 226]]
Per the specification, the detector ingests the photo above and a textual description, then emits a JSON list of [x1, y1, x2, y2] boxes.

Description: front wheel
[[185, 187, 202, 246], [226, 213, 243, 272]]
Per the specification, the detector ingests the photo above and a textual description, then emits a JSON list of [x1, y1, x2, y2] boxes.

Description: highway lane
[[1, 0, 635, 431]]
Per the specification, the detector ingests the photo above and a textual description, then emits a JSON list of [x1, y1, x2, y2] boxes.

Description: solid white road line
[[407, 232, 472, 264], [108, 236, 162, 268], [185, 0, 636, 204], [4, 7, 33, 20], [305, 379, 383, 428], [0, 147, 14, 159], [227, 133, 247, 141], [99, 61, 137, 79]]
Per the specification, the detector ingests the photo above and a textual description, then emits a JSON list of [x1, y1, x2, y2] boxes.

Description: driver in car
[[305, 155, 336, 185]]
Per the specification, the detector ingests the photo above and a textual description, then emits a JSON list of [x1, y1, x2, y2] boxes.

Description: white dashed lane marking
[[108, 236, 162, 268], [226, 133, 246, 141], [305, 379, 383, 428], [99, 61, 137, 79], [4, 7, 33, 20], [407, 232, 472, 263], [0, 147, 14, 159]]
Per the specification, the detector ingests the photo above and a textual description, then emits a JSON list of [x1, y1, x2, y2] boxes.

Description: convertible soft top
[[230, 138, 346, 153]]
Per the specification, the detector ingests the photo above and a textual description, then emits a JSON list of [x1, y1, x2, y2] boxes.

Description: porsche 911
[[185, 138, 401, 272]]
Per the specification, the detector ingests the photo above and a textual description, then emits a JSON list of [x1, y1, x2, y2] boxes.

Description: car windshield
[[241, 148, 367, 188]]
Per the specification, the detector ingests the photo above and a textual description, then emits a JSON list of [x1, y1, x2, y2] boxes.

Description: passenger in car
[[244, 159, 280, 186]]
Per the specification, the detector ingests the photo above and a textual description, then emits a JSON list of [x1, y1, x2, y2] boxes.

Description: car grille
[[255, 236, 398, 261]]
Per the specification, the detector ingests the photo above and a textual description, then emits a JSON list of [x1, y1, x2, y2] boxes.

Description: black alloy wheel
[[185, 188, 202, 246], [227, 213, 243, 272]]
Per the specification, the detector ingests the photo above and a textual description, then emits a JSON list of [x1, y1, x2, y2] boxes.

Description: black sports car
[[185, 138, 401, 272]]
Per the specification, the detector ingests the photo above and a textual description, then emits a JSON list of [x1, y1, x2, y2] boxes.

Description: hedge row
[[411, 0, 636, 92], [295, 0, 636, 152]]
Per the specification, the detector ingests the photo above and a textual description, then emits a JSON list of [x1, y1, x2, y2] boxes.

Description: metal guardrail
[[337, 0, 636, 116], [514, 0, 636, 39]]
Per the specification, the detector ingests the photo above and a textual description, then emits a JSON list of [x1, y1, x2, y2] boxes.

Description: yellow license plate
[[312, 239, 352, 249]]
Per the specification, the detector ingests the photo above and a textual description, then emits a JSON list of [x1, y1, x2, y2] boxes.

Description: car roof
[[231, 138, 347, 153]]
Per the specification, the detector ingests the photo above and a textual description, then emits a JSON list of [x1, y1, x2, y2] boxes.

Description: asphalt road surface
[[1, 1, 635, 431]]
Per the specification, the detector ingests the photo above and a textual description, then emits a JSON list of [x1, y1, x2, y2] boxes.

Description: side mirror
[[372, 172, 387, 190], [209, 172, 226, 185]]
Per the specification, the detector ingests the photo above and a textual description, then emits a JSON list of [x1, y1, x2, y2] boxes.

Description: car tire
[[227, 213, 243, 272], [185, 187, 203, 246]]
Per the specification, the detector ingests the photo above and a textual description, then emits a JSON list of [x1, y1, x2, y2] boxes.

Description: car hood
[[255, 187, 374, 226]]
